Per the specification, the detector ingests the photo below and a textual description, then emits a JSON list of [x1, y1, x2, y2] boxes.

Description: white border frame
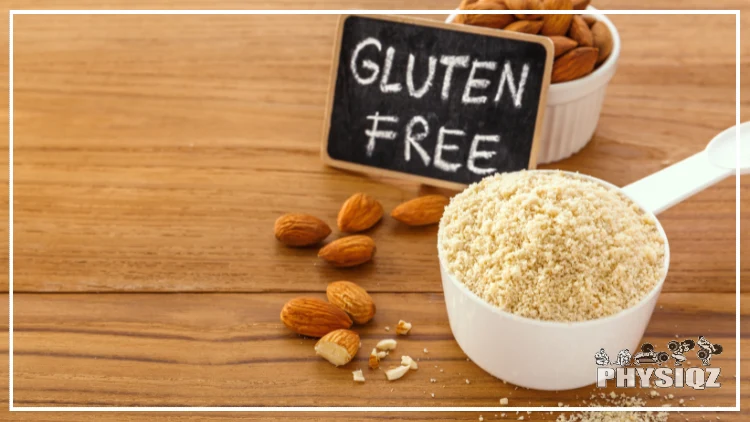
[[7, 9, 741, 413]]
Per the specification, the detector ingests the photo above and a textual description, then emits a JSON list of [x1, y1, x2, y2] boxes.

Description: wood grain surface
[[3, 0, 749, 419]]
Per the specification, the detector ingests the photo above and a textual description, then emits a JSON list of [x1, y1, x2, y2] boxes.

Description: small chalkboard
[[321, 15, 553, 189]]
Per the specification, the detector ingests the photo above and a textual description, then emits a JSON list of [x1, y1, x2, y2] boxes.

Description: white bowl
[[446, 7, 621, 164], [437, 170, 670, 391]]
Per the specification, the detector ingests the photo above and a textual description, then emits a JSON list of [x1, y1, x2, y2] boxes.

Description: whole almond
[[551, 46, 598, 83], [549, 35, 578, 57], [337, 193, 383, 233], [591, 21, 614, 64], [280, 297, 353, 337], [318, 235, 376, 267], [314, 329, 360, 366], [572, 0, 590, 10], [541, 0, 573, 36], [582, 15, 597, 27], [391, 195, 451, 226], [459, 0, 480, 8], [274, 213, 331, 247], [506, 0, 543, 20], [504, 19, 544, 34], [327, 281, 376, 324], [456, 0, 515, 29], [569, 15, 594, 47]]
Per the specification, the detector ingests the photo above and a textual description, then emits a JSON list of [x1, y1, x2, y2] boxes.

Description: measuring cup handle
[[621, 151, 734, 215]]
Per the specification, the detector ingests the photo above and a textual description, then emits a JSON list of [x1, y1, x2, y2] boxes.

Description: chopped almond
[[376, 339, 397, 351], [396, 320, 412, 335], [401, 355, 418, 370], [368, 348, 380, 369], [384, 365, 410, 381]]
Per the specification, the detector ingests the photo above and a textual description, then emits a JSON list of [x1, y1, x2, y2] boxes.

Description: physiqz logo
[[596, 336, 723, 390]]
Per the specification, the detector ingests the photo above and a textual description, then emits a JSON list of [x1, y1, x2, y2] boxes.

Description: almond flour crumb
[[556, 393, 669, 422], [438, 171, 665, 322]]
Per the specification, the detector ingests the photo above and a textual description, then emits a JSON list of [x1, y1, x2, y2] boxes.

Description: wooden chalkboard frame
[[320, 14, 554, 190]]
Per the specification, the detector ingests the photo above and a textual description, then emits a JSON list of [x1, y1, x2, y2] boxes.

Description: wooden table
[[3, 1, 749, 420]]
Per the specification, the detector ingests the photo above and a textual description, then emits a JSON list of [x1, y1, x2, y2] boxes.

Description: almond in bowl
[[448, 0, 620, 163]]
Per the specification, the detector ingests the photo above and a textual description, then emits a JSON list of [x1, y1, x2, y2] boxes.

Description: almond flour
[[438, 171, 666, 322], [556, 393, 669, 422]]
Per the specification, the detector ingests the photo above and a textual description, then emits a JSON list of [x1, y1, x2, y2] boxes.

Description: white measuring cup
[[438, 122, 748, 390]]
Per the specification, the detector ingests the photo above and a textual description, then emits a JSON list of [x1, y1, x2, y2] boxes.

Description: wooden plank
[[0, 412, 748, 422], [8, 12, 748, 293], [1, 2, 749, 420], [9, 292, 747, 408], [1, 412, 747, 422]]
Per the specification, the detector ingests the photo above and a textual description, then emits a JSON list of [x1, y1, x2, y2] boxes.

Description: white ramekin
[[437, 170, 670, 391], [446, 8, 621, 164]]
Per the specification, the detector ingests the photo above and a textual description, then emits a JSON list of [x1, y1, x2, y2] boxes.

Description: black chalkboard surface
[[321, 15, 553, 189]]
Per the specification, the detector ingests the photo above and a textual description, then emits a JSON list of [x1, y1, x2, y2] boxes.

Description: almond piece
[[384, 365, 410, 381], [506, 0, 543, 20], [504, 19, 544, 34], [274, 213, 331, 247], [591, 21, 614, 64], [337, 193, 383, 233], [572, 0, 590, 10], [369, 348, 380, 369], [315, 329, 360, 366], [541, 0, 573, 36], [318, 235, 376, 267], [551, 46, 598, 83], [569, 15, 593, 47], [280, 297, 353, 337], [456, 0, 515, 29], [391, 195, 450, 226], [326, 281, 376, 324], [396, 320, 412, 335], [352, 369, 366, 382], [401, 355, 419, 370], [376, 339, 398, 351], [582, 15, 597, 27], [549, 36, 578, 58]]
